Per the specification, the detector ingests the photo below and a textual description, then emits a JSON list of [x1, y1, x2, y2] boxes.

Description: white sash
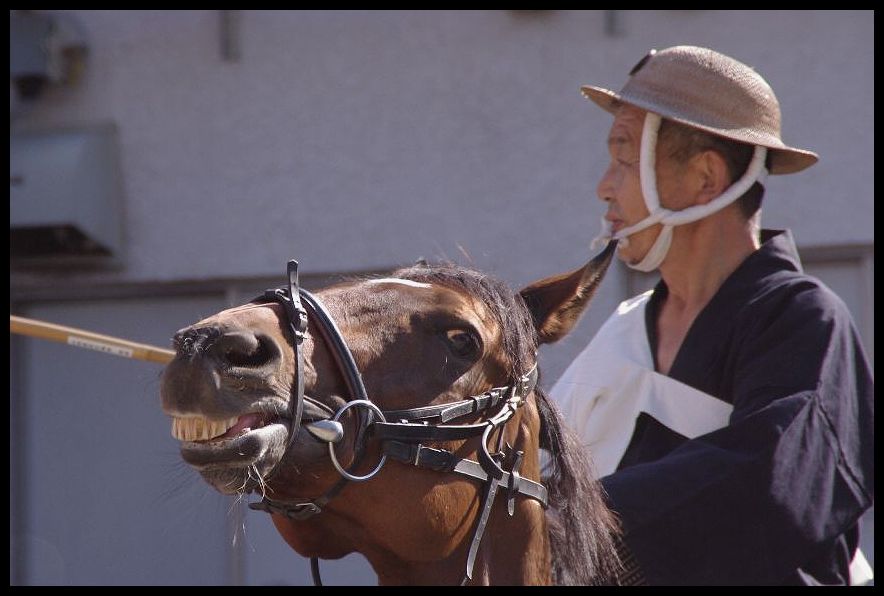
[[550, 291, 732, 477]]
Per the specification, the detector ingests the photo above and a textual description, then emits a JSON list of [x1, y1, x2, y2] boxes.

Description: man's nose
[[596, 165, 615, 204]]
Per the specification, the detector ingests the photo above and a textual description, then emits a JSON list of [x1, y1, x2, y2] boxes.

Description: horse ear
[[519, 241, 617, 345]]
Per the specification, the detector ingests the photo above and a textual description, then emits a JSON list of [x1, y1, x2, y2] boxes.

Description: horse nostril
[[173, 326, 221, 358], [214, 331, 279, 369]]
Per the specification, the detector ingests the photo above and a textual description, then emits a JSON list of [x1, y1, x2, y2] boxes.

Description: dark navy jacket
[[602, 229, 874, 585]]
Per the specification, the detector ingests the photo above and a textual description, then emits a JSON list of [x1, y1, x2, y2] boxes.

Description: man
[[550, 46, 874, 585]]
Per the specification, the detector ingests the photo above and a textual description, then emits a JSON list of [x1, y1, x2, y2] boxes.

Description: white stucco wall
[[11, 9, 874, 379], [12, 10, 872, 276]]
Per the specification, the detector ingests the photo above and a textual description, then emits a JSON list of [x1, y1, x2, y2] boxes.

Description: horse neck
[[368, 490, 551, 586], [474, 496, 551, 585]]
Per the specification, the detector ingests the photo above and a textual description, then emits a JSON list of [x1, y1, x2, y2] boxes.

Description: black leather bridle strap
[[298, 289, 369, 404], [382, 441, 548, 505], [298, 287, 378, 464], [463, 473, 502, 584], [382, 368, 538, 424], [262, 261, 308, 451], [249, 476, 350, 520], [371, 420, 504, 442], [383, 391, 505, 424]]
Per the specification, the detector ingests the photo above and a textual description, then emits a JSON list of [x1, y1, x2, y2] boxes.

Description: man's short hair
[[659, 119, 766, 220]]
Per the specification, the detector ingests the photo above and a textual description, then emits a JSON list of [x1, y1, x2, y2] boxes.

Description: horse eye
[[446, 329, 480, 358]]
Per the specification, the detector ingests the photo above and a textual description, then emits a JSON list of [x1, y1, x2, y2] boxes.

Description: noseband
[[248, 261, 546, 585]]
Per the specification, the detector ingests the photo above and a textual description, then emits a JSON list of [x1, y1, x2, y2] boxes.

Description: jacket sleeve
[[600, 282, 874, 585]]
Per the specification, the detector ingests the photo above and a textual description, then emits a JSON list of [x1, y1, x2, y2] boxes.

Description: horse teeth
[[171, 415, 239, 442]]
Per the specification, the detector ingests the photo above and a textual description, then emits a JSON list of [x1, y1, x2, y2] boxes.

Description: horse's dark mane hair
[[393, 261, 622, 585], [534, 384, 623, 585]]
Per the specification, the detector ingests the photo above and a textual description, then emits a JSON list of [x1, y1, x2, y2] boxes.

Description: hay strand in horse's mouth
[[9, 314, 175, 364]]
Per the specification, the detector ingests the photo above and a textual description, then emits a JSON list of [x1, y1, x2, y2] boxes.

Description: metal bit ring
[[328, 400, 387, 482]]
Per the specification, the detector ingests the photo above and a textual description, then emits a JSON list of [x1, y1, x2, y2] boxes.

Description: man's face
[[596, 105, 684, 266]]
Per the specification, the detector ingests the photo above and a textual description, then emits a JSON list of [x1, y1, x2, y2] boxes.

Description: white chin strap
[[591, 112, 769, 272]]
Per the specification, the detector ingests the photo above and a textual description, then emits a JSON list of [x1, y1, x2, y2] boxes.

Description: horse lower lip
[[180, 422, 289, 468]]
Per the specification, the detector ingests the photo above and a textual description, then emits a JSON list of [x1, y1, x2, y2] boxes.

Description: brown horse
[[160, 244, 621, 585]]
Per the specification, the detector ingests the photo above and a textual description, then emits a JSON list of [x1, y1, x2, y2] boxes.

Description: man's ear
[[519, 240, 618, 345], [693, 149, 730, 205]]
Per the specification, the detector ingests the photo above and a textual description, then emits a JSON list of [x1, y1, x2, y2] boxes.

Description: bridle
[[247, 261, 547, 585]]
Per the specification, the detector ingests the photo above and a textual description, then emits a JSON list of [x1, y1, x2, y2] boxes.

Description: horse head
[[160, 242, 620, 585]]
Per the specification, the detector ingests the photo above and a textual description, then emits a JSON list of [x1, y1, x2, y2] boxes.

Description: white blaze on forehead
[[366, 278, 432, 289]]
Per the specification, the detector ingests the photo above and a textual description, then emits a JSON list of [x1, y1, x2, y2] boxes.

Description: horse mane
[[534, 384, 622, 585], [394, 262, 622, 585]]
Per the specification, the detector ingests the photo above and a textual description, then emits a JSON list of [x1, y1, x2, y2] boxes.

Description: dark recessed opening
[[10, 225, 113, 258]]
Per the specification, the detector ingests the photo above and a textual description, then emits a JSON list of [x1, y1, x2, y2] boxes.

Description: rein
[[247, 260, 546, 585]]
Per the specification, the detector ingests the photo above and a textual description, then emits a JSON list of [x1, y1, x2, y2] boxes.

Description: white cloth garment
[[550, 290, 732, 478]]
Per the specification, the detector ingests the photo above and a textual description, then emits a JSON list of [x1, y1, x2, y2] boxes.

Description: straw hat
[[581, 46, 818, 175]]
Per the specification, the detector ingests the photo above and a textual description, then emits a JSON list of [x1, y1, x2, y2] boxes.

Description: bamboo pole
[[10, 314, 175, 364]]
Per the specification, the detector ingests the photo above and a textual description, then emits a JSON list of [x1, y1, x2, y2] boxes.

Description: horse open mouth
[[170, 398, 336, 472], [172, 412, 290, 471], [172, 412, 278, 443]]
